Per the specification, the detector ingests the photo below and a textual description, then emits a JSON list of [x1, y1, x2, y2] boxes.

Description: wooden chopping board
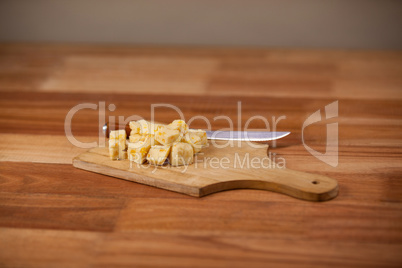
[[73, 141, 338, 201]]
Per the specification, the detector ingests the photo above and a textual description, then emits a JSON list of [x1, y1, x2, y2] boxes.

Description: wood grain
[[0, 192, 124, 232], [1, 228, 400, 268], [0, 43, 401, 267], [0, 134, 97, 163]]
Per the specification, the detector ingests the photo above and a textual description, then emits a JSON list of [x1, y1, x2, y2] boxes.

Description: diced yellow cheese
[[149, 134, 161, 146], [109, 129, 127, 160], [150, 123, 164, 134], [188, 129, 208, 146], [118, 138, 126, 149], [109, 139, 127, 160], [168, 119, 188, 134], [119, 149, 127, 160], [128, 137, 151, 164], [169, 142, 194, 166], [109, 129, 126, 140], [132, 119, 166, 135], [139, 135, 147, 142], [129, 121, 141, 134], [129, 134, 142, 143], [109, 148, 119, 160], [183, 132, 203, 153], [109, 139, 119, 160], [155, 126, 181, 146], [137, 119, 151, 135], [109, 139, 118, 148], [111, 120, 206, 166], [146, 145, 171, 165], [130, 130, 139, 136], [136, 134, 161, 146]]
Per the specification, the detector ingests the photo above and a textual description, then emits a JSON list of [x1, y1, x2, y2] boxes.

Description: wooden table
[[0, 43, 401, 267]]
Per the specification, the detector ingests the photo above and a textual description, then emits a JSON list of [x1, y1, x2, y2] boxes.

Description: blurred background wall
[[0, 0, 401, 49]]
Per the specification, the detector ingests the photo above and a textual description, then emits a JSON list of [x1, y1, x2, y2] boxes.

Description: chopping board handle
[[199, 168, 339, 201]]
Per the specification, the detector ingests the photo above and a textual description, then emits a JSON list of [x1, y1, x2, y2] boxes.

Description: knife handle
[[103, 123, 130, 138]]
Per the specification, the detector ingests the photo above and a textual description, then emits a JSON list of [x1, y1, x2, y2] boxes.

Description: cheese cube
[[109, 129, 126, 140], [128, 137, 151, 164], [118, 138, 127, 149], [155, 126, 181, 146], [109, 139, 119, 160], [137, 134, 161, 146], [118, 139, 127, 159], [149, 134, 161, 146], [130, 130, 139, 136], [109, 139, 127, 160], [129, 134, 142, 143], [109, 129, 127, 160], [183, 132, 203, 153], [129, 121, 141, 134], [151, 123, 164, 134], [168, 120, 188, 134], [169, 142, 194, 166], [137, 119, 151, 135], [189, 129, 208, 145], [146, 145, 171, 165], [119, 148, 127, 160]]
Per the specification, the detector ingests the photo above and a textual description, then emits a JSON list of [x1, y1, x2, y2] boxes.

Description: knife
[[103, 123, 290, 141], [205, 130, 290, 141]]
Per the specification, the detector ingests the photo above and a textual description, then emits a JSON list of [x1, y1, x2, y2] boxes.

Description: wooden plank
[[0, 134, 96, 164], [0, 228, 98, 268], [40, 56, 219, 94], [92, 234, 402, 268], [115, 198, 402, 243], [1, 228, 401, 268], [0, 192, 124, 232], [1, 44, 401, 99]]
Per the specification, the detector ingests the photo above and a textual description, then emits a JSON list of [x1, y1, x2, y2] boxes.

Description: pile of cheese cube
[[109, 119, 208, 166]]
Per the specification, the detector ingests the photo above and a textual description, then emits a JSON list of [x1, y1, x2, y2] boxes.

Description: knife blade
[[206, 130, 290, 141]]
